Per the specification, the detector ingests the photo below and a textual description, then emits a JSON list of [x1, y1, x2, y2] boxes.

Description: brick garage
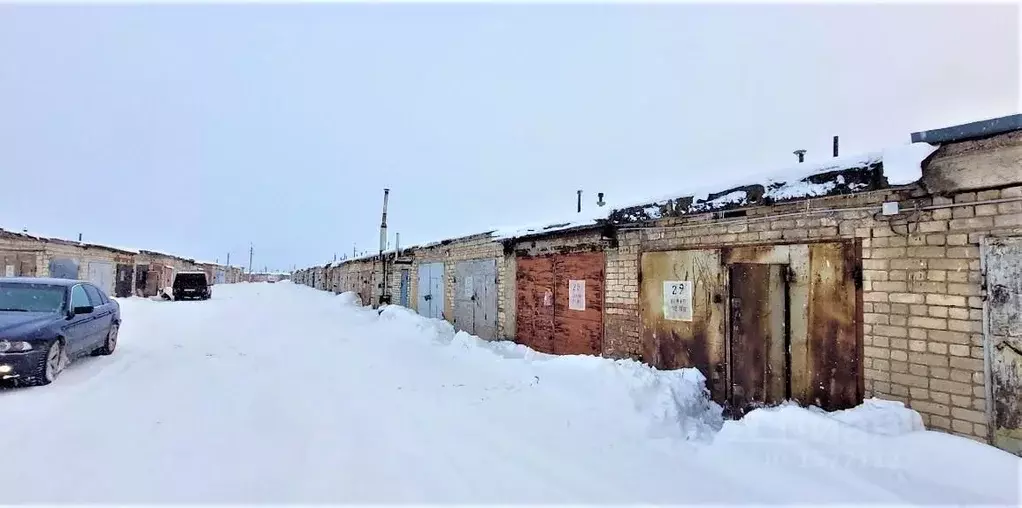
[[0, 229, 46, 277], [599, 119, 1022, 446], [289, 114, 1022, 452], [409, 233, 511, 340], [335, 256, 383, 306], [502, 225, 614, 354]]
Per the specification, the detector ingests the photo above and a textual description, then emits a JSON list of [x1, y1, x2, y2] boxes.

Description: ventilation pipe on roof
[[577, 190, 582, 213], [833, 136, 839, 157], [379, 188, 391, 305], [597, 192, 606, 207], [379, 188, 390, 253], [794, 149, 806, 163], [78, 233, 82, 242]]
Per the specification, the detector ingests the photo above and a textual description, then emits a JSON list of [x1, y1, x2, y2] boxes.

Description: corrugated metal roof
[[911, 114, 1022, 144]]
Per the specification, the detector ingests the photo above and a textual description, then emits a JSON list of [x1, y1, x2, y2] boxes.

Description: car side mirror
[[72, 305, 94, 316]]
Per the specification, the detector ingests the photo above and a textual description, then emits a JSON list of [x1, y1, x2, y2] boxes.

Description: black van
[[172, 271, 211, 300]]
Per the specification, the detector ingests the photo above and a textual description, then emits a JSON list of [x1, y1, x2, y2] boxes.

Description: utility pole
[[226, 252, 230, 267], [249, 243, 254, 274]]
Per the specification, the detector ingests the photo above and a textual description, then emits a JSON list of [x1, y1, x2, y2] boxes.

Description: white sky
[[0, 3, 1018, 270]]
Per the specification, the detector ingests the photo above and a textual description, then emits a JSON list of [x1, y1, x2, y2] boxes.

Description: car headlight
[[0, 340, 32, 353]]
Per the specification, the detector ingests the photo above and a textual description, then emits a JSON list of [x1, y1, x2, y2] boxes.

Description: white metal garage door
[[87, 261, 115, 295]]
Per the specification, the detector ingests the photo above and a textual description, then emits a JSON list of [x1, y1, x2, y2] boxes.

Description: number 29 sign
[[663, 281, 693, 321]]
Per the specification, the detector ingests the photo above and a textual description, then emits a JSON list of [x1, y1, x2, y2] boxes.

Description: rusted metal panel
[[0, 250, 38, 277], [983, 236, 1022, 455], [728, 263, 788, 413], [115, 264, 134, 297], [552, 252, 604, 355], [802, 242, 860, 410], [639, 249, 727, 401], [515, 256, 555, 353], [786, 244, 812, 404]]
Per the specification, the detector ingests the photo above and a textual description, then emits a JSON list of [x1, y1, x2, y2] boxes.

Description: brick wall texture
[[597, 184, 1022, 443]]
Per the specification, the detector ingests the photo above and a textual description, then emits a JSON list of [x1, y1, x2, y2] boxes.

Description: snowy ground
[[0, 282, 1018, 504]]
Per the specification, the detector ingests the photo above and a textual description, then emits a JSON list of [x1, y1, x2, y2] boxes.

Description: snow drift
[[374, 302, 724, 441]]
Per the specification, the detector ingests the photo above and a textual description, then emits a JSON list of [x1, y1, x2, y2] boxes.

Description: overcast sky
[[0, 4, 1018, 271]]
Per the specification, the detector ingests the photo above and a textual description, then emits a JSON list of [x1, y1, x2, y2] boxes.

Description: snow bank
[[365, 300, 947, 445], [375, 303, 722, 440], [825, 398, 925, 435], [335, 291, 363, 307]]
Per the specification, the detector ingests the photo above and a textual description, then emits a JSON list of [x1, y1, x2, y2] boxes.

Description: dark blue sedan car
[[0, 278, 120, 386]]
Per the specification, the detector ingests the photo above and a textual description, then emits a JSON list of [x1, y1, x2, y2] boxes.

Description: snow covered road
[[0, 282, 1018, 504]]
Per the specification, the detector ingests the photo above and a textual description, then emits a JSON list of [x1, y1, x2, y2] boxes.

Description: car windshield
[[0, 283, 66, 313]]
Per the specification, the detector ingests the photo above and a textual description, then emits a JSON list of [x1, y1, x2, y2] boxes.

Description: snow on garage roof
[[608, 143, 937, 224], [0, 226, 139, 254], [302, 142, 937, 270]]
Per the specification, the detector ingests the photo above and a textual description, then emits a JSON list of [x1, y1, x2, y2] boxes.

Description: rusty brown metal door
[[640, 249, 727, 401], [728, 263, 789, 414], [552, 252, 604, 355], [515, 256, 555, 353], [982, 236, 1022, 455], [801, 242, 860, 410], [1, 251, 37, 277]]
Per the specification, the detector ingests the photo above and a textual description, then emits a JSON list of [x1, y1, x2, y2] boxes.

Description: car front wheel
[[27, 340, 66, 386]]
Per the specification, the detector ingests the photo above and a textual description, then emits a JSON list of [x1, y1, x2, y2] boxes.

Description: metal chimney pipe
[[833, 136, 839, 157], [597, 192, 606, 207], [379, 188, 390, 253], [396, 232, 400, 253], [794, 149, 806, 163], [577, 190, 582, 213]]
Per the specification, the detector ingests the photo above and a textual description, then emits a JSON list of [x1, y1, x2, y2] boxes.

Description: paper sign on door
[[543, 289, 553, 307], [663, 281, 693, 321], [3, 265, 13, 277], [463, 276, 473, 298], [568, 279, 585, 311]]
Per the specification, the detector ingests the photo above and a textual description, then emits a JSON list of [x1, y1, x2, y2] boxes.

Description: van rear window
[[174, 274, 207, 286]]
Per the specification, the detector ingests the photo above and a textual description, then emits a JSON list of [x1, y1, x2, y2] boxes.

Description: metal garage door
[[115, 264, 134, 297], [399, 268, 410, 307], [983, 236, 1022, 455], [417, 262, 444, 320], [87, 261, 115, 294], [639, 242, 860, 413], [515, 252, 604, 356], [49, 258, 79, 280], [1, 251, 37, 277], [453, 258, 498, 340]]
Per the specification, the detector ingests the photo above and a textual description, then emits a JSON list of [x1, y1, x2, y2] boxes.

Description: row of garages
[[293, 114, 1022, 454], [0, 229, 245, 297]]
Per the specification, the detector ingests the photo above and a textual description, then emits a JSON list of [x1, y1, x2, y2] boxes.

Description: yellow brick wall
[[602, 184, 1022, 444]]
